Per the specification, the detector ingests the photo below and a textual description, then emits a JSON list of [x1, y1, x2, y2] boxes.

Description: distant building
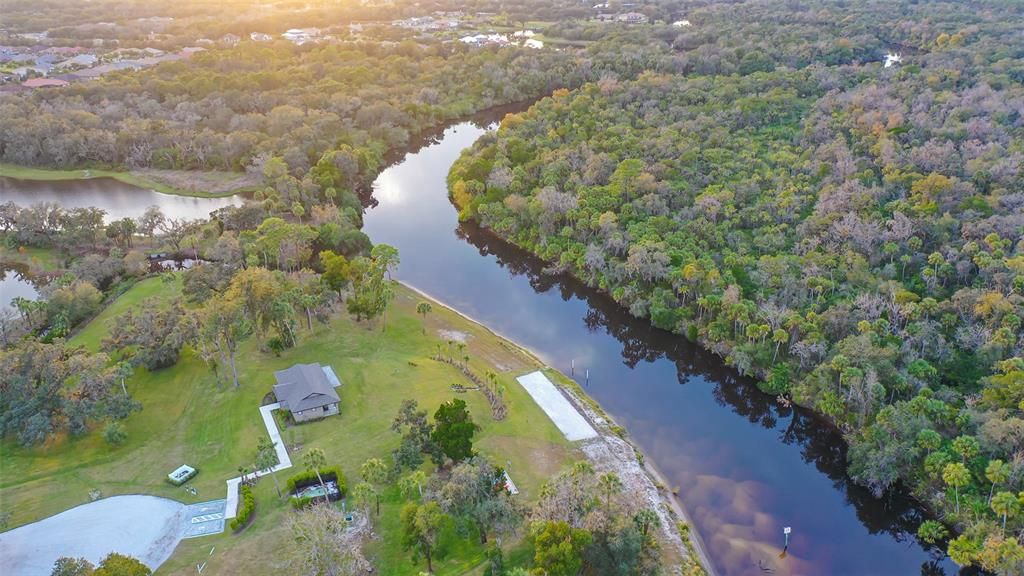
[[22, 78, 69, 88], [282, 28, 320, 45], [219, 33, 241, 46], [459, 33, 510, 46], [617, 12, 649, 24], [672, 20, 692, 27], [884, 53, 903, 68], [524, 39, 544, 49], [55, 54, 98, 69], [250, 32, 273, 42], [11, 66, 48, 79]]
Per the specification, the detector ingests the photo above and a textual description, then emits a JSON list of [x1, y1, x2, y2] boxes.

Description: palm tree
[[352, 482, 375, 517], [598, 472, 623, 515], [399, 470, 427, 500], [985, 459, 1010, 504], [771, 328, 789, 362], [991, 491, 1019, 532], [303, 448, 330, 504], [416, 301, 432, 335], [942, 462, 970, 515], [360, 458, 389, 516], [255, 436, 282, 497]]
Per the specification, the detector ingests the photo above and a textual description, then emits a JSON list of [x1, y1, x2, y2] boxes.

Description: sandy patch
[[437, 329, 470, 343]]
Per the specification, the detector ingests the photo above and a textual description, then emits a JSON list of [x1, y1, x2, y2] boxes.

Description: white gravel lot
[[0, 495, 187, 575]]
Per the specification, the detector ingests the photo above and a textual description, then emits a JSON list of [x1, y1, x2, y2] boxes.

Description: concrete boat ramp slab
[[516, 370, 598, 441]]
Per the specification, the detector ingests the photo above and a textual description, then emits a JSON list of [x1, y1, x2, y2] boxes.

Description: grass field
[[0, 245, 66, 274], [0, 163, 257, 198], [69, 275, 184, 352], [0, 280, 578, 574]]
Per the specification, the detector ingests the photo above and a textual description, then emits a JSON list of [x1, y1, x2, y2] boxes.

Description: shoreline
[[0, 164, 252, 199], [398, 280, 716, 576]]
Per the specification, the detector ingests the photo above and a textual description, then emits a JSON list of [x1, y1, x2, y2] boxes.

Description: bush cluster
[[285, 466, 346, 496], [229, 485, 255, 532]]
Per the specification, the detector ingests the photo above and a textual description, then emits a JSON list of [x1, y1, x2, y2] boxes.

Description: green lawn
[[1, 282, 577, 575], [69, 275, 184, 352], [0, 244, 66, 274]]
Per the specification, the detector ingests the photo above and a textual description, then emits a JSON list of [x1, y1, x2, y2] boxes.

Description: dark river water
[[362, 110, 962, 576], [0, 176, 242, 222], [0, 109, 962, 575]]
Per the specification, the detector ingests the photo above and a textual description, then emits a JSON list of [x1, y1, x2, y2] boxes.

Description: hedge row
[[229, 485, 255, 532], [285, 466, 347, 496]]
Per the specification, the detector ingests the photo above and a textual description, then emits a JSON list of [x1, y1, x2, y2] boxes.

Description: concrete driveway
[[0, 495, 187, 575]]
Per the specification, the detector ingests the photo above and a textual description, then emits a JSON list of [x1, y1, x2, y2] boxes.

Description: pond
[[295, 480, 340, 500], [0, 262, 41, 312], [0, 176, 243, 222], [362, 109, 963, 575]]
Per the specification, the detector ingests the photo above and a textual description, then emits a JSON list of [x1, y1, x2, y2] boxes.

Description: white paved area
[[516, 371, 598, 441], [183, 500, 226, 538], [0, 495, 186, 575]]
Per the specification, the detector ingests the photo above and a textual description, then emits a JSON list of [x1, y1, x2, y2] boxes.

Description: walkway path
[[223, 367, 341, 518], [224, 403, 294, 518]]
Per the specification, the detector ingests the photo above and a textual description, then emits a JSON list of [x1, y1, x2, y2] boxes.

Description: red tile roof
[[22, 78, 69, 88]]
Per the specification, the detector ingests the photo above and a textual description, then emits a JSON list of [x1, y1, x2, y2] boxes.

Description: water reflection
[[0, 262, 42, 311], [363, 114, 965, 575], [0, 176, 243, 222]]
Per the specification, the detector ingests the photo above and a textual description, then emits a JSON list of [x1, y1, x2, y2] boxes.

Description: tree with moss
[[532, 520, 592, 576], [401, 501, 445, 573]]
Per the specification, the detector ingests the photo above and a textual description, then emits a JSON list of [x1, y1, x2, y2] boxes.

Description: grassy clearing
[[68, 275, 183, 352], [1, 282, 577, 574], [0, 163, 255, 198], [0, 245, 66, 274]]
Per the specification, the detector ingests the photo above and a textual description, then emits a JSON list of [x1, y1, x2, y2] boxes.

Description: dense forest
[[449, 0, 1024, 571]]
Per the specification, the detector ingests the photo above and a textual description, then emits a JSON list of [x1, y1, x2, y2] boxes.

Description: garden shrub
[[229, 485, 255, 532]]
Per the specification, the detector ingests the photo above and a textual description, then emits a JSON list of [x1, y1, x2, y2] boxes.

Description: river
[[362, 110, 962, 576], [0, 111, 961, 575]]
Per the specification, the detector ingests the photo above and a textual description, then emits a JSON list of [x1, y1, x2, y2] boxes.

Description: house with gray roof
[[272, 363, 341, 422]]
